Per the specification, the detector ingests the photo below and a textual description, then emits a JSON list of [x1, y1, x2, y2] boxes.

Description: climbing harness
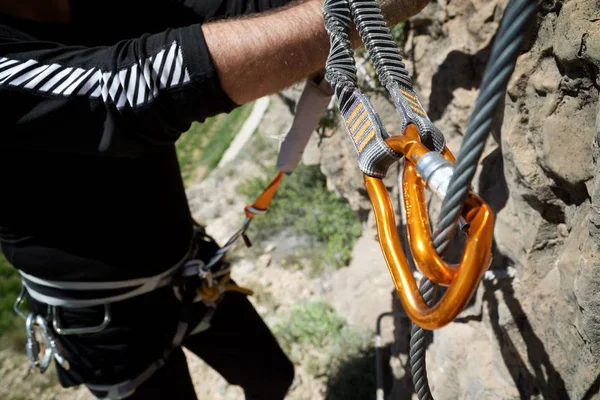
[[12, 73, 332, 399], [12, 222, 256, 399], [322, 0, 538, 398]]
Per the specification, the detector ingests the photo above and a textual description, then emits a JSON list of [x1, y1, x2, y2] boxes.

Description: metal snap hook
[[25, 313, 44, 371], [363, 125, 494, 330], [25, 313, 69, 373]]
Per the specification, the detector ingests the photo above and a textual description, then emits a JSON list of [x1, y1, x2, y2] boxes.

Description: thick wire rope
[[408, 1, 538, 398], [324, 0, 537, 397]]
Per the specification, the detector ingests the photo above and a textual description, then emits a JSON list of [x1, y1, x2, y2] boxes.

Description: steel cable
[[408, 1, 538, 398], [323, 0, 537, 397]]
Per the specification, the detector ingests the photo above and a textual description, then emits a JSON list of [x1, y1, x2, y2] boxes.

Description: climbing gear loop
[[14, 285, 113, 336], [13, 285, 28, 320]]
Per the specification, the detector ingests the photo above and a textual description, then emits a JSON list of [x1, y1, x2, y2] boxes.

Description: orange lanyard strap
[[201, 171, 284, 273], [202, 74, 332, 273], [244, 172, 284, 219]]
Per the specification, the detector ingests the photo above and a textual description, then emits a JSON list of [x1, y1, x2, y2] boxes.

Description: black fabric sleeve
[[0, 24, 238, 157]]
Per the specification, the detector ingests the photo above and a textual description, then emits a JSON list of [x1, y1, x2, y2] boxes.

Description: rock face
[[313, 0, 600, 398]]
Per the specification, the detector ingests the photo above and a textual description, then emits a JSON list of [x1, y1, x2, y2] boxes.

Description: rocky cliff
[[312, 0, 600, 398]]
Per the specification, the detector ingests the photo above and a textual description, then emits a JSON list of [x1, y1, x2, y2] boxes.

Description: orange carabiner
[[398, 126, 458, 285], [364, 125, 494, 330]]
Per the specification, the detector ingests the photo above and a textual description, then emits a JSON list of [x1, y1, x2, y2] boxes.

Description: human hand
[[307, 0, 429, 25], [378, 0, 430, 26], [203, 0, 430, 104]]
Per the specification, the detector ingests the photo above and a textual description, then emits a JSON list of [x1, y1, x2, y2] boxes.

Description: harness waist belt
[[19, 240, 198, 308]]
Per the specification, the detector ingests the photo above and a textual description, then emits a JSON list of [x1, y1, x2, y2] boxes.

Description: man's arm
[[203, 0, 328, 105], [0, 24, 238, 157], [0, 0, 428, 157], [203, 0, 430, 104]]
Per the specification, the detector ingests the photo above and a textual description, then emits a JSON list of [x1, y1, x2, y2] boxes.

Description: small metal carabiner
[[363, 124, 494, 330], [25, 313, 70, 373]]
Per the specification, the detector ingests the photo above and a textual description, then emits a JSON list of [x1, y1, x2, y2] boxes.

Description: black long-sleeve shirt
[[0, 0, 288, 281]]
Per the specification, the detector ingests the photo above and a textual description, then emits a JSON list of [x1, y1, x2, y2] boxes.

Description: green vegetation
[[391, 21, 408, 47], [316, 108, 340, 144], [272, 301, 371, 375], [0, 251, 26, 350], [237, 164, 361, 269], [176, 102, 255, 185], [271, 301, 375, 399]]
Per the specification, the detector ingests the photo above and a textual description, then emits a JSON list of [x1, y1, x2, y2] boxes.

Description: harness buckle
[[363, 124, 494, 330], [51, 304, 111, 336]]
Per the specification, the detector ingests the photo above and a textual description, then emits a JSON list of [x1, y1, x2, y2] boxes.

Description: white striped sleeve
[[0, 40, 191, 110]]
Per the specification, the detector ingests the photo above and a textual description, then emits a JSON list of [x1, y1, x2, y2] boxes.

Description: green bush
[[238, 164, 361, 269], [0, 251, 26, 350], [199, 103, 255, 172], [271, 301, 371, 378], [391, 21, 408, 46], [176, 102, 255, 185], [273, 301, 345, 355]]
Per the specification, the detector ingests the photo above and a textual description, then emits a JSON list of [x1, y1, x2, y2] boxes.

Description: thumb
[[378, 0, 430, 25]]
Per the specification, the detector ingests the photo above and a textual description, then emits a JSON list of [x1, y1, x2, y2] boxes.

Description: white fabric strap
[[19, 241, 196, 308], [88, 318, 190, 400], [276, 77, 333, 174], [19, 259, 183, 291]]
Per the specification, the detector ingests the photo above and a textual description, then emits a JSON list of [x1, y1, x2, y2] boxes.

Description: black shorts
[[25, 230, 294, 400], [28, 286, 294, 400]]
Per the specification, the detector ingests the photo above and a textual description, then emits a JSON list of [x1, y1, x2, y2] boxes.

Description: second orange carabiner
[[364, 125, 494, 330]]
